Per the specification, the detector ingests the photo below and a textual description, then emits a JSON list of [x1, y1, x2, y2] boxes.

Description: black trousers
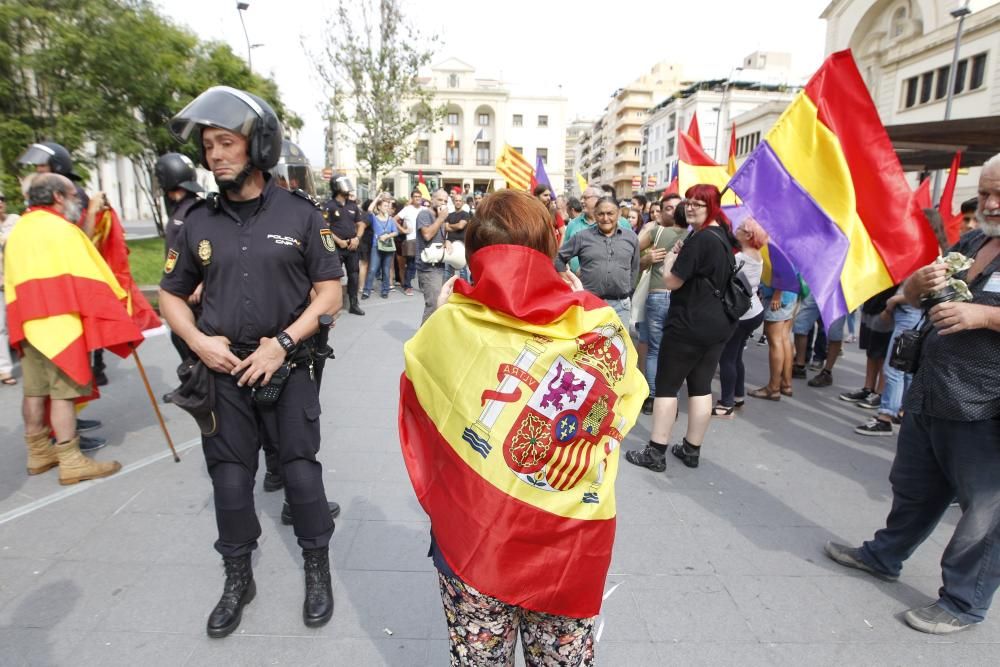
[[338, 248, 360, 303], [203, 367, 334, 558]]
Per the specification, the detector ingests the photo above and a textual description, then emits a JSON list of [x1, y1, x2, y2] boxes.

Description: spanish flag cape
[[4, 207, 145, 388], [91, 207, 161, 331], [400, 244, 645, 617]]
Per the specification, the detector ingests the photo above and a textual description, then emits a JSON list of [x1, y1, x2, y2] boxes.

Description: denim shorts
[[763, 297, 797, 322], [793, 294, 846, 341]]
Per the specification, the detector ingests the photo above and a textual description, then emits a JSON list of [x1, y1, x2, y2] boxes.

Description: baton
[[313, 314, 335, 390]]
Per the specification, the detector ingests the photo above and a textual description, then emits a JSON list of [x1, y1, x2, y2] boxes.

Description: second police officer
[[323, 175, 366, 316], [159, 86, 341, 637]]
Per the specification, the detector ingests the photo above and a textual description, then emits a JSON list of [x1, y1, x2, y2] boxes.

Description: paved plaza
[[1, 292, 997, 666]]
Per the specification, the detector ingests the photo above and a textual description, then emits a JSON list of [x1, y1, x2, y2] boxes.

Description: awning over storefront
[[887, 116, 1000, 171]]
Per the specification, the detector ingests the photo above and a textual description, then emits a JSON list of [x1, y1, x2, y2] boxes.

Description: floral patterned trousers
[[438, 572, 596, 666]]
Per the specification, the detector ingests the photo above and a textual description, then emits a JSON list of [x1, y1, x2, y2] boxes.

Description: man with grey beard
[[825, 154, 1000, 635]]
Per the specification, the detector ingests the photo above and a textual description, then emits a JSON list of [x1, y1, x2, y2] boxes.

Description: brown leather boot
[[55, 437, 122, 485], [25, 430, 58, 475]]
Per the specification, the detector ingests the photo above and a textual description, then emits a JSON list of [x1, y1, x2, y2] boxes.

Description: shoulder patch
[[320, 228, 337, 252], [164, 248, 179, 274]]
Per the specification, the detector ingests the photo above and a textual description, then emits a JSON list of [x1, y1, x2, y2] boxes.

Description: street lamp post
[[236, 1, 253, 72], [932, 0, 973, 202], [714, 67, 743, 162]]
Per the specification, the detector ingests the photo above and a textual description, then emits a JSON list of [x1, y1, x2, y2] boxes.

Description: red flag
[[914, 176, 932, 211], [687, 113, 702, 147], [938, 151, 964, 245], [92, 209, 161, 332]]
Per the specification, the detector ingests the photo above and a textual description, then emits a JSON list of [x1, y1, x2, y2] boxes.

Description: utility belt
[[229, 335, 325, 407], [229, 342, 314, 364]]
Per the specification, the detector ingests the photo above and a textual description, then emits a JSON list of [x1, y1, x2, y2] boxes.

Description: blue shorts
[[793, 294, 846, 341], [763, 297, 797, 322]]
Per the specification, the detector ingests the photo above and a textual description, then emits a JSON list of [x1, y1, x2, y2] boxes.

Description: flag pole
[[130, 345, 180, 462]]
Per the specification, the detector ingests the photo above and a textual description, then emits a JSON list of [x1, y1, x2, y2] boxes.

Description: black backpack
[[700, 228, 753, 322]]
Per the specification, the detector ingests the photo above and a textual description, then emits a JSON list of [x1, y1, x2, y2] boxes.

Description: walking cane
[[130, 344, 180, 462]]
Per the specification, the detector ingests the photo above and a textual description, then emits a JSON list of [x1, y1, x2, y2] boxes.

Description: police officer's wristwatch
[[276, 331, 296, 354]]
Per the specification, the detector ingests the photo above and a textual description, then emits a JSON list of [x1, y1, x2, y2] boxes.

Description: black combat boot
[[206, 554, 256, 638], [348, 296, 365, 316], [302, 547, 334, 627]]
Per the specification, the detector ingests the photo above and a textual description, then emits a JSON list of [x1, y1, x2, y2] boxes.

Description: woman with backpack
[[625, 184, 741, 472]]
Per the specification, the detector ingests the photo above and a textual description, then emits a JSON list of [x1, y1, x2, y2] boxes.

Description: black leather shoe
[[671, 439, 701, 468], [641, 397, 654, 415], [348, 303, 365, 316], [282, 501, 341, 525], [302, 548, 334, 627], [79, 435, 107, 452], [263, 471, 284, 492], [207, 555, 256, 638], [76, 418, 103, 433]]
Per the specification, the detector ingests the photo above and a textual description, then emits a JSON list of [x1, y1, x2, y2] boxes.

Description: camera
[[889, 326, 926, 374]]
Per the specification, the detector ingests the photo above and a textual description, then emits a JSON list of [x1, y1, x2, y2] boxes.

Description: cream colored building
[[326, 58, 568, 197], [639, 58, 799, 197], [575, 62, 685, 199], [822, 0, 1000, 200], [563, 119, 593, 195]]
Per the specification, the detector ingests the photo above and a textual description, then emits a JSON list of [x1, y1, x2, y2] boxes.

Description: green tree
[[0, 0, 301, 232], [308, 0, 442, 190]]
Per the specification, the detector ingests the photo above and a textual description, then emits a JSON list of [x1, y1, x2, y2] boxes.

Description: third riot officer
[[323, 175, 366, 315]]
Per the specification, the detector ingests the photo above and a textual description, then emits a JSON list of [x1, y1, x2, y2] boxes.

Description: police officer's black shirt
[[324, 197, 363, 240], [164, 195, 199, 252], [160, 177, 344, 347]]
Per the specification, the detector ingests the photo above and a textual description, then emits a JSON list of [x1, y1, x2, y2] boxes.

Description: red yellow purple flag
[[4, 208, 145, 387], [399, 245, 645, 617], [677, 132, 737, 204], [728, 123, 738, 176], [93, 208, 161, 331]]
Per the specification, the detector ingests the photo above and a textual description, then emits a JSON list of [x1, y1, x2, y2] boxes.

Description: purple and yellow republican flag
[[4, 208, 145, 388], [729, 50, 939, 325], [399, 245, 645, 617]]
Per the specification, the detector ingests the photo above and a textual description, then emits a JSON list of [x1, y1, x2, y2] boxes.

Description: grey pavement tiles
[[1, 291, 996, 666]]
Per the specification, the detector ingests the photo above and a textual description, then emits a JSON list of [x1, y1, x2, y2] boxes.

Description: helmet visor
[[17, 143, 56, 166], [169, 86, 263, 142]]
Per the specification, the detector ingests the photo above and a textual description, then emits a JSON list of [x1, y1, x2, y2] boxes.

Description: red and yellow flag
[[92, 208, 161, 332], [399, 245, 645, 617], [495, 144, 534, 191], [4, 208, 145, 387]]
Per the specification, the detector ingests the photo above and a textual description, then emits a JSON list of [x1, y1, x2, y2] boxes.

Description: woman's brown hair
[[465, 189, 559, 260]]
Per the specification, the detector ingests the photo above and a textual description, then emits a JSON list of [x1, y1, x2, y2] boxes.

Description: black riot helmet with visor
[[168, 86, 284, 175], [331, 175, 353, 198], [17, 142, 82, 181], [155, 152, 204, 195]]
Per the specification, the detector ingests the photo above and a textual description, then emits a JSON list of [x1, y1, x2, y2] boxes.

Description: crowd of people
[[3, 78, 998, 662]]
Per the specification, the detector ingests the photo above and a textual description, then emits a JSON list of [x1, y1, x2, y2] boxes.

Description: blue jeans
[[445, 264, 471, 282], [859, 412, 1000, 624], [607, 297, 631, 334], [878, 304, 920, 418], [642, 292, 670, 398], [793, 293, 846, 341], [363, 250, 394, 296]]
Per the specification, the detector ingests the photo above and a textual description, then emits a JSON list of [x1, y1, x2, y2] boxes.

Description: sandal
[[780, 385, 794, 397], [712, 403, 735, 418], [0, 375, 16, 386], [748, 386, 781, 401], [734, 399, 745, 409]]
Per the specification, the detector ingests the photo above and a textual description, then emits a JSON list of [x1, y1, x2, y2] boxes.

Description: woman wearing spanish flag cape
[[399, 190, 645, 665]]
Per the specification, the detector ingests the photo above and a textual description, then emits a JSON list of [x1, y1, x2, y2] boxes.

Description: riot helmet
[[169, 86, 284, 172], [331, 175, 353, 198], [17, 142, 82, 181], [155, 153, 204, 195]]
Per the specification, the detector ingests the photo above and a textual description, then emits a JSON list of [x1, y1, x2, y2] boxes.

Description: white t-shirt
[[397, 205, 421, 242], [736, 251, 764, 321]]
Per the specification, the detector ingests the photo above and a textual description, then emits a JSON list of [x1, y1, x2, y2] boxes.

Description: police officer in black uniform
[[323, 176, 366, 316], [154, 152, 204, 362], [159, 86, 340, 637]]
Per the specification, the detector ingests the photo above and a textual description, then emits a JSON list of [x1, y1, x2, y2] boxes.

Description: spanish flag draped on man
[[399, 242, 646, 617], [4, 205, 145, 393]]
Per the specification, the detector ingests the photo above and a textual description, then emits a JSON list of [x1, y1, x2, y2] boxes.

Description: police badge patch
[[320, 228, 337, 252], [164, 248, 179, 274], [198, 239, 212, 265]]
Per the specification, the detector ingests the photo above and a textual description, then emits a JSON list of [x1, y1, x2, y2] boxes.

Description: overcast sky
[[158, 0, 832, 165]]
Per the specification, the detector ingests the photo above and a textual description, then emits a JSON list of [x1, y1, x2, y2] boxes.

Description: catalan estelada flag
[[729, 50, 939, 326], [4, 208, 145, 387], [496, 144, 533, 191], [92, 208, 161, 332], [399, 245, 645, 617], [678, 132, 737, 205]]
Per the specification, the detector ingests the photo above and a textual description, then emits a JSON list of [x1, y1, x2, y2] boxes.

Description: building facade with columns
[[822, 0, 1000, 200], [326, 58, 569, 197]]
